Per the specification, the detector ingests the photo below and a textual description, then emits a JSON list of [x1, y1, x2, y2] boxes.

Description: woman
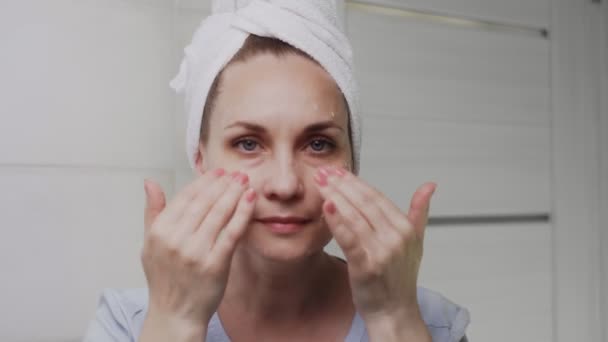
[[85, 1, 469, 341]]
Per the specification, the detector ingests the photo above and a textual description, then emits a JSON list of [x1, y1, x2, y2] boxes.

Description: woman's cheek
[[300, 158, 340, 195], [232, 157, 266, 188], [302, 153, 349, 171], [215, 151, 264, 172]]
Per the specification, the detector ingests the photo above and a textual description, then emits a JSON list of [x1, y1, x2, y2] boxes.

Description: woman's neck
[[220, 247, 344, 322]]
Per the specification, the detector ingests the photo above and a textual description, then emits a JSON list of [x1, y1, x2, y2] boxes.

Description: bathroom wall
[[0, 0, 604, 341]]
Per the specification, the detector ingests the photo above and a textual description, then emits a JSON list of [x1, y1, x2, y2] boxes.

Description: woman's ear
[[194, 145, 206, 176]]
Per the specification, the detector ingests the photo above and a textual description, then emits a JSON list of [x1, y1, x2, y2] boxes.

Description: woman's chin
[[240, 221, 332, 262]]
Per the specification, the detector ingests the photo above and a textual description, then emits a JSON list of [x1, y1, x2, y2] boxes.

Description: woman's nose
[[261, 156, 304, 202]]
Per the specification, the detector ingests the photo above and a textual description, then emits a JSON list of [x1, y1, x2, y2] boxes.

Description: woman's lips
[[255, 216, 312, 234]]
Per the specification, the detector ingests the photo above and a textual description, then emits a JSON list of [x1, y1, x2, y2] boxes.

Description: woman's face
[[196, 52, 352, 262]]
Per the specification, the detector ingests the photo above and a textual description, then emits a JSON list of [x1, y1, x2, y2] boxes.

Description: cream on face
[[221, 119, 346, 166], [197, 51, 352, 260], [203, 53, 351, 176]]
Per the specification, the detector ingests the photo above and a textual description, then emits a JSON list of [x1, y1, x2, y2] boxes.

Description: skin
[[140, 52, 434, 342]]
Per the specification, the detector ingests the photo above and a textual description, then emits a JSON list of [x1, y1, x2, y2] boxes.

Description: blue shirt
[[83, 286, 470, 341]]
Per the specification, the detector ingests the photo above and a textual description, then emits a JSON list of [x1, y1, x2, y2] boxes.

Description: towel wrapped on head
[[170, 0, 361, 173]]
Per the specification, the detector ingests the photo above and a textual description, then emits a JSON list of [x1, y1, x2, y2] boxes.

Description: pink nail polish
[[315, 173, 328, 187], [318, 167, 330, 177], [214, 168, 226, 177], [335, 167, 347, 177], [230, 171, 240, 179], [239, 173, 249, 185], [325, 201, 336, 215], [246, 189, 257, 202]]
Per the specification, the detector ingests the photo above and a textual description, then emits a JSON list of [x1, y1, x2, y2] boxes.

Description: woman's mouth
[[255, 216, 312, 234]]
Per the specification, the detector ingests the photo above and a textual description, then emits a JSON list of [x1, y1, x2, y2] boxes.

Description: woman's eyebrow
[[223, 120, 344, 133], [303, 121, 344, 133], [224, 121, 266, 133]]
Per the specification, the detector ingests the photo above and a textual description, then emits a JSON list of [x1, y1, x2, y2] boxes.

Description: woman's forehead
[[211, 52, 349, 130], [216, 104, 348, 134]]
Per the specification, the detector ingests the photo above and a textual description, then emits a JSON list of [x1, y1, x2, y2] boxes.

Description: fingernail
[[214, 168, 226, 177], [246, 188, 257, 202], [325, 201, 336, 215], [335, 167, 347, 177], [314, 172, 328, 187], [238, 173, 249, 185], [318, 167, 330, 177]]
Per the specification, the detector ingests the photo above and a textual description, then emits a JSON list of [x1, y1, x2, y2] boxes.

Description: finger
[[321, 200, 365, 264], [144, 179, 166, 233], [183, 172, 250, 255], [167, 172, 234, 245], [335, 168, 415, 233], [406, 182, 437, 238], [207, 187, 257, 267], [315, 175, 379, 257], [155, 168, 226, 228], [323, 168, 402, 245]]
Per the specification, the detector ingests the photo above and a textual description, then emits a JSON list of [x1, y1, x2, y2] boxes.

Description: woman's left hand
[[314, 167, 435, 341]]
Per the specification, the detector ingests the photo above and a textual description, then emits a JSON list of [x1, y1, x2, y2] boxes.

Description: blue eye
[[308, 139, 334, 152], [236, 139, 259, 152]]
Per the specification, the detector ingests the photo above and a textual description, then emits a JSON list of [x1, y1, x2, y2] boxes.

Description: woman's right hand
[[139, 169, 256, 341]]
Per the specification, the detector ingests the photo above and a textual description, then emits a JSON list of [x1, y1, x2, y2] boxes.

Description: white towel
[[170, 0, 361, 173]]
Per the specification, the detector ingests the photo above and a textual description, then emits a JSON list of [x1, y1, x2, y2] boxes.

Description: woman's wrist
[[139, 308, 207, 342], [364, 306, 432, 342]]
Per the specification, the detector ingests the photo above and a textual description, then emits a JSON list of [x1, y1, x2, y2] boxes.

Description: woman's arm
[[85, 170, 255, 342], [138, 171, 255, 342], [138, 309, 206, 342], [314, 167, 436, 342], [364, 308, 432, 342]]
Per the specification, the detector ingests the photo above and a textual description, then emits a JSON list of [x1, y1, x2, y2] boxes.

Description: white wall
[[0, 0, 605, 341], [550, 0, 606, 340], [0, 1, 175, 341], [602, 4, 608, 341], [335, 3, 553, 340], [172, 3, 210, 190]]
